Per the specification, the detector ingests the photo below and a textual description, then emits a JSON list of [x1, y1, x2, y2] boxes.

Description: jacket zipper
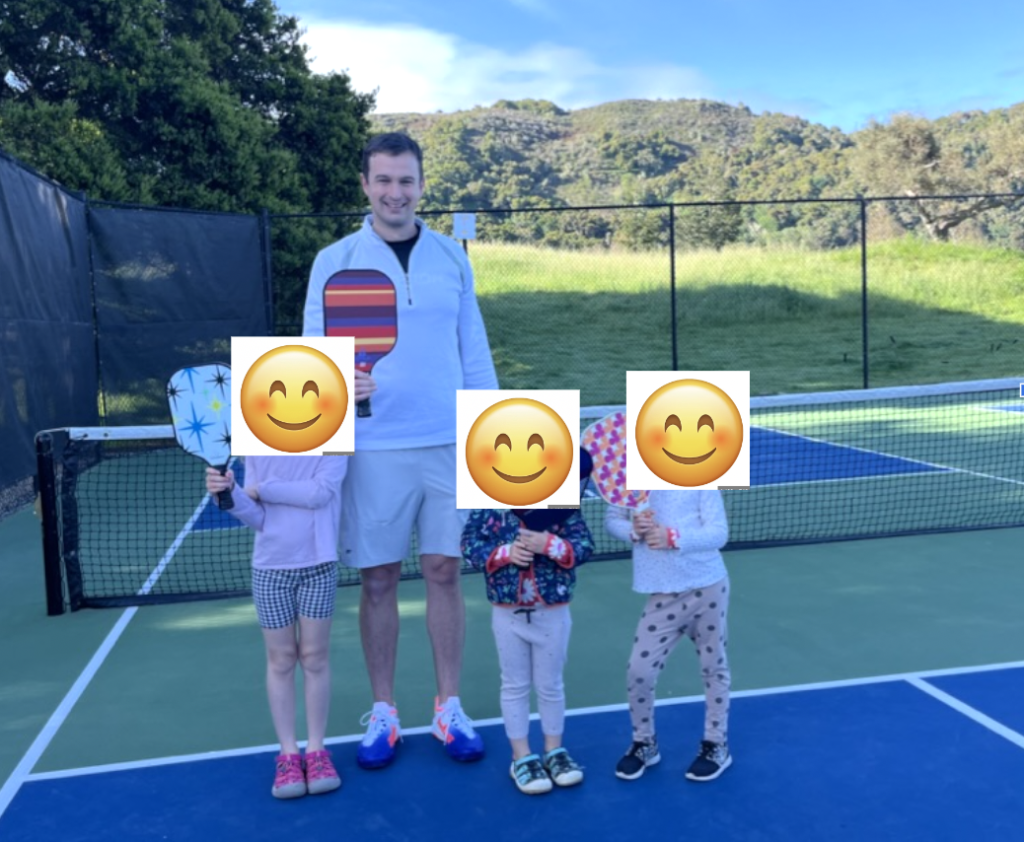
[[367, 220, 415, 305]]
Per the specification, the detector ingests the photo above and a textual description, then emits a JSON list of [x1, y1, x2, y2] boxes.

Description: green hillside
[[372, 98, 1024, 251]]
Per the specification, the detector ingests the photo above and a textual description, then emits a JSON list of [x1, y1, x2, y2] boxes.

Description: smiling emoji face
[[240, 345, 348, 453], [466, 398, 574, 506], [635, 379, 743, 487]]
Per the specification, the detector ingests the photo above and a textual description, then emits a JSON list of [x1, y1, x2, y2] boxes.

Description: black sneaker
[[615, 738, 661, 781], [685, 740, 732, 782]]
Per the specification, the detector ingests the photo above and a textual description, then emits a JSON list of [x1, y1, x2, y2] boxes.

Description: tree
[[850, 112, 1024, 241], [0, 0, 373, 213], [672, 150, 744, 251]]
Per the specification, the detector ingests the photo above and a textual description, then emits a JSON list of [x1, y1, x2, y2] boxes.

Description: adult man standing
[[302, 132, 497, 768]]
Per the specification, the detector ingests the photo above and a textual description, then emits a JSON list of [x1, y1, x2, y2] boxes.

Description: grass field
[[471, 238, 1024, 404], [99, 237, 1024, 421]]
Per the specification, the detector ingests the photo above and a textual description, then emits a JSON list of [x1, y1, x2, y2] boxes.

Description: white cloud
[[505, 0, 556, 17], [299, 19, 711, 114]]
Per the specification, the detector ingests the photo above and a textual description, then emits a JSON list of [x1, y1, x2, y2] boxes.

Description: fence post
[[82, 193, 108, 420], [860, 198, 869, 389], [260, 208, 275, 336], [669, 204, 678, 370]]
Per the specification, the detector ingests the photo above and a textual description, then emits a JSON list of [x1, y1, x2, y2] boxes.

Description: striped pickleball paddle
[[323, 269, 398, 418]]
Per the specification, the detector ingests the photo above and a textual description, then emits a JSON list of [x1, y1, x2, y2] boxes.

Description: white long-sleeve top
[[302, 216, 498, 450], [605, 489, 729, 594]]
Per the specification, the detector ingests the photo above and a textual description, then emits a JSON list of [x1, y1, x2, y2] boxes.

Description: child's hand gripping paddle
[[582, 411, 650, 513], [167, 363, 233, 510], [323, 269, 398, 418]]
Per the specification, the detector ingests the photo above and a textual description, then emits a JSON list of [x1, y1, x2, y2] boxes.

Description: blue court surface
[[748, 426, 945, 486], [3, 666, 1022, 842]]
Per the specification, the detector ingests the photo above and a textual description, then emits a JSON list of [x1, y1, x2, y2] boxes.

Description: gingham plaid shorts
[[251, 562, 338, 629]]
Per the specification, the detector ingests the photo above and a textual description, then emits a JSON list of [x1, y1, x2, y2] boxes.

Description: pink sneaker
[[304, 749, 342, 795], [272, 753, 306, 799]]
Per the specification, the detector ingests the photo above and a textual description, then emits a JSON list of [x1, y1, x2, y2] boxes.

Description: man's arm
[[302, 252, 328, 338]]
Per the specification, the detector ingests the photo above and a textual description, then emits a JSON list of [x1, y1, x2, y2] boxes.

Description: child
[[461, 449, 595, 795], [605, 488, 732, 782], [205, 454, 348, 799]]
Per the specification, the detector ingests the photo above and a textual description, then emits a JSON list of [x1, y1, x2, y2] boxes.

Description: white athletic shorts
[[339, 444, 467, 569]]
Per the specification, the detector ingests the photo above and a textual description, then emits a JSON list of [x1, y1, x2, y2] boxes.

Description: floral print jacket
[[461, 509, 595, 607]]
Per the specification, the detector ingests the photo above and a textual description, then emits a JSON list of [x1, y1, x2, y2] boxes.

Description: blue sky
[[284, 0, 1024, 132]]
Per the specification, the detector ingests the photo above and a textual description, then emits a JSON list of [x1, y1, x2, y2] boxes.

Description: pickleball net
[[36, 378, 1024, 612]]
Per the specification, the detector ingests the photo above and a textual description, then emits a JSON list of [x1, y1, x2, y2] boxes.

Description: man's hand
[[353, 369, 377, 403]]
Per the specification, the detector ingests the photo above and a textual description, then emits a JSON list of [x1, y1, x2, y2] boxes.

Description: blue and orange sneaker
[[431, 696, 485, 762], [356, 702, 401, 769]]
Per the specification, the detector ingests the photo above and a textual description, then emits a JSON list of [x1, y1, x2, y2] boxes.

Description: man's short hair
[[361, 133, 424, 181]]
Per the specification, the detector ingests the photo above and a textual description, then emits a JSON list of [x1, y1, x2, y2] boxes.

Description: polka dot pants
[[626, 577, 730, 744]]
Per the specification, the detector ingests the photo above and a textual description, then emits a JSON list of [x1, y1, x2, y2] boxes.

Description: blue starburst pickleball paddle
[[167, 363, 234, 510]]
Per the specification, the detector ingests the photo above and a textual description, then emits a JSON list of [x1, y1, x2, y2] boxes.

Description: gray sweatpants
[[491, 604, 572, 741], [626, 577, 730, 744]]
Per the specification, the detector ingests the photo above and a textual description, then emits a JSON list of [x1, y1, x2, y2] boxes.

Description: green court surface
[[3, 502, 1024, 784]]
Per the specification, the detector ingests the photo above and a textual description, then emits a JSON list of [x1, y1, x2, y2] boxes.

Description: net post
[[83, 195, 108, 420], [860, 197, 869, 389], [36, 433, 66, 616]]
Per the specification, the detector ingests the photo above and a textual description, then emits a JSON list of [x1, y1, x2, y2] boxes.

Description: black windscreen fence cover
[[89, 205, 269, 425], [0, 152, 97, 514]]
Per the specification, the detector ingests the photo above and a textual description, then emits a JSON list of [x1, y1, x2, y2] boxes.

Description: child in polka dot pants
[[605, 488, 732, 783]]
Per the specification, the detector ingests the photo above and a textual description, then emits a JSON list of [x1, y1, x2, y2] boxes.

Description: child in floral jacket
[[461, 448, 595, 795]]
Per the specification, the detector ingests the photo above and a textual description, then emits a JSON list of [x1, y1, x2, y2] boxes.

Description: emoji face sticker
[[465, 398, 574, 506], [240, 345, 348, 453], [634, 379, 744, 487]]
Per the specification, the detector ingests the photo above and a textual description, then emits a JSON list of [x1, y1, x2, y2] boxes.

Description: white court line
[[0, 492, 215, 819], [24, 659, 1024, 783], [906, 676, 1024, 750], [754, 425, 1024, 490]]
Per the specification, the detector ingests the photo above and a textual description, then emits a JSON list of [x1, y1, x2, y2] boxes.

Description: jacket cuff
[[545, 534, 575, 568], [485, 543, 514, 574]]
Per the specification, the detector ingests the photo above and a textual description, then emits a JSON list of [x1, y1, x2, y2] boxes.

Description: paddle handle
[[215, 465, 234, 510], [357, 398, 372, 418]]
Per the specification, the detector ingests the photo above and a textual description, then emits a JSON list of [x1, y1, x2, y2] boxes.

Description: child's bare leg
[[298, 616, 333, 752], [263, 626, 300, 754], [510, 737, 533, 759]]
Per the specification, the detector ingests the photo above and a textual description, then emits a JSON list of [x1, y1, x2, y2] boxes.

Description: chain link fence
[[271, 196, 1024, 405], [4, 141, 1023, 515]]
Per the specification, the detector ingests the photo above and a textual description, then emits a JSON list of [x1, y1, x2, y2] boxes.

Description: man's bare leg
[[359, 562, 403, 704], [421, 553, 464, 702]]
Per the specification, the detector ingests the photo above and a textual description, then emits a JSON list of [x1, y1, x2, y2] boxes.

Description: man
[[302, 132, 498, 769]]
